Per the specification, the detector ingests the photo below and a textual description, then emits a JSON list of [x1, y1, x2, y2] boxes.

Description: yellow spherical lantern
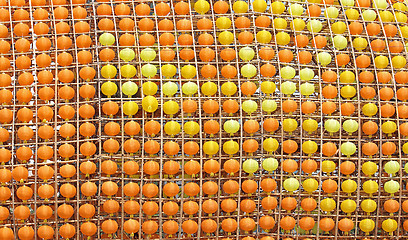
[[123, 101, 138, 117], [161, 64, 177, 79], [233, 0, 248, 13], [142, 81, 158, 96], [141, 64, 157, 78], [343, 119, 358, 135], [382, 121, 397, 136], [341, 179, 357, 195], [362, 161, 378, 177], [353, 37, 368, 51], [339, 71, 355, 84], [182, 82, 198, 96], [221, 81, 237, 96], [331, 21, 347, 34], [263, 138, 279, 153], [302, 140, 318, 155], [163, 100, 179, 116], [384, 160, 400, 175], [276, 31, 290, 45], [194, 0, 210, 14], [317, 52, 331, 67], [271, 1, 285, 14], [280, 81, 296, 95], [395, 12, 408, 23], [201, 81, 217, 96], [181, 65, 197, 79], [142, 96, 158, 113], [120, 64, 137, 78], [374, 55, 389, 69], [384, 180, 400, 195], [324, 119, 340, 134], [382, 219, 398, 234], [289, 3, 303, 16], [362, 9, 377, 21], [379, 10, 394, 22], [162, 82, 178, 97], [242, 100, 258, 115], [340, 142, 356, 157], [252, 0, 267, 12], [320, 198, 336, 212], [362, 180, 378, 196], [273, 18, 287, 30], [203, 141, 219, 157], [403, 143, 408, 155], [290, 18, 305, 31], [101, 64, 117, 79], [262, 158, 278, 172], [184, 121, 200, 137], [122, 81, 138, 97], [262, 100, 277, 114], [392, 56, 406, 69], [361, 199, 377, 214], [223, 140, 239, 156], [359, 219, 375, 234], [280, 68, 296, 80], [340, 85, 356, 99], [362, 103, 378, 117], [223, 119, 240, 135], [256, 30, 272, 44], [140, 48, 156, 62], [302, 119, 318, 134], [261, 81, 276, 94], [300, 82, 315, 96], [164, 121, 181, 136], [324, 7, 339, 19], [243, 159, 258, 175], [322, 160, 336, 174], [307, 19, 322, 33], [283, 177, 299, 193], [303, 178, 318, 193], [282, 118, 298, 134], [340, 199, 356, 215], [345, 9, 359, 20], [216, 17, 232, 29], [101, 81, 117, 97], [218, 31, 234, 45]]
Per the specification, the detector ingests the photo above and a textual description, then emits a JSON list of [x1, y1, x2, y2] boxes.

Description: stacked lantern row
[[93, 1, 405, 238], [91, 0, 408, 239], [3, 160, 408, 237], [0, 0, 100, 238]]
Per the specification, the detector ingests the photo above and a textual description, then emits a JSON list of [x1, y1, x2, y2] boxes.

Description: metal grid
[[0, 0, 407, 239]]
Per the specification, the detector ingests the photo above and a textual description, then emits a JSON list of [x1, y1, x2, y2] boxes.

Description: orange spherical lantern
[[79, 204, 95, 219], [58, 204, 74, 219], [301, 198, 317, 212], [81, 222, 97, 237], [59, 224, 75, 239], [163, 201, 178, 217], [319, 218, 335, 232], [102, 181, 118, 196], [299, 217, 315, 231], [18, 226, 34, 240], [142, 220, 158, 235], [239, 217, 256, 232], [182, 220, 198, 235], [261, 196, 278, 211], [101, 219, 118, 235], [37, 225, 54, 239]]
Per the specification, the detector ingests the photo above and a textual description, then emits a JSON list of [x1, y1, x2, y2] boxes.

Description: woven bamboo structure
[[0, 0, 407, 239]]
